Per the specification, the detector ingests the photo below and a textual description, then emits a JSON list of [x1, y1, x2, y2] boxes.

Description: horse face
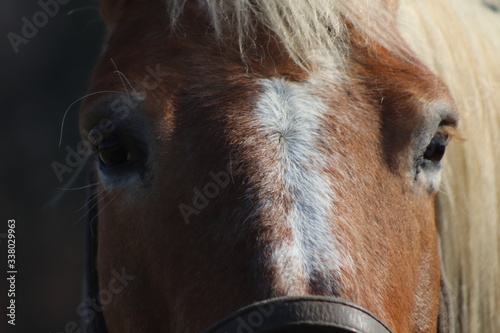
[[80, 1, 458, 332]]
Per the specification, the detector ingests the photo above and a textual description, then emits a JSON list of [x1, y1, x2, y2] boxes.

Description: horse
[[77, 0, 500, 332]]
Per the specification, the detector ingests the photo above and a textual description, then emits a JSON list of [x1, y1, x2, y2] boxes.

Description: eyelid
[[87, 120, 116, 148], [438, 125, 463, 143]]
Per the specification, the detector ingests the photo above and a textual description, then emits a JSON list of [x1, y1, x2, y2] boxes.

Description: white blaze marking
[[254, 78, 342, 291]]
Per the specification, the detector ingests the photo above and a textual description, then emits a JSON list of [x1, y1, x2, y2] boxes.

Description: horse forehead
[[167, 75, 350, 295]]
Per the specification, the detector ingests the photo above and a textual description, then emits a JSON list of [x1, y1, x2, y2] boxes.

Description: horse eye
[[423, 136, 447, 164], [97, 140, 130, 167]]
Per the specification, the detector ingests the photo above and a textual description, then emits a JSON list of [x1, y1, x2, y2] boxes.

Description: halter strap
[[82, 173, 108, 333], [203, 296, 393, 333]]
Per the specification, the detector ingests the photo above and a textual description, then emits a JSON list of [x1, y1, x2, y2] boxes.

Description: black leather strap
[[82, 173, 108, 333], [203, 296, 393, 333]]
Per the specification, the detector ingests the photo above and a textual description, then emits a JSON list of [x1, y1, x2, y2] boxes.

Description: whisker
[[44, 153, 94, 209], [110, 58, 129, 94], [56, 182, 100, 191], [92, 194, 116, 222], [59, 90, 125, 147], [75, 189, 108, 225], [88, 194, 117, 238], [75, 188, 105, 214], [110, 58, 137, 95]]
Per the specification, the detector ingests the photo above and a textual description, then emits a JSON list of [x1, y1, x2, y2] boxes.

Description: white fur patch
[[254, 78, 343, 292]]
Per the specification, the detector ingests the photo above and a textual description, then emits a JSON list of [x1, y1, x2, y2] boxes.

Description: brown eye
[[97, 140, 130, 167], [424, 136, 447, 164]]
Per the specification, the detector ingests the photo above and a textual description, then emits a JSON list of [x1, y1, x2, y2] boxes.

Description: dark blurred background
[[1, 1, 106, 332]]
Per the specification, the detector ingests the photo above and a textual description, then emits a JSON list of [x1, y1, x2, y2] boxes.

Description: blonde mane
[[168, 1, 500, 332], [398, 1, 500, 332], [167, 0, 404, 68]]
